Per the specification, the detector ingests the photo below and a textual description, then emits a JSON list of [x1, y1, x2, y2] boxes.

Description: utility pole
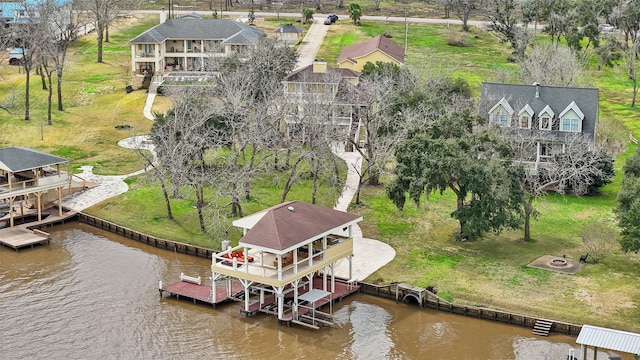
[[404, 8, 408, 54]]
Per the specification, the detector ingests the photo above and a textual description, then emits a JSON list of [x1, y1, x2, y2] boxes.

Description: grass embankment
[[1, 13, 638, 331]]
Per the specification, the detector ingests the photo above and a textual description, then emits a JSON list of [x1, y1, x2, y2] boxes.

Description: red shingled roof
[[337, 34, 405, 66], [239, 201, 361, 252]]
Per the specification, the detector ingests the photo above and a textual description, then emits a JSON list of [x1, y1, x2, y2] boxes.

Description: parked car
[[324, 14, 338, 25], [599, 23, 615, 32]]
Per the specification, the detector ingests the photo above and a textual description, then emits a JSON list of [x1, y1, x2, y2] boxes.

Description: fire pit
[[549, 258, 568, 267]]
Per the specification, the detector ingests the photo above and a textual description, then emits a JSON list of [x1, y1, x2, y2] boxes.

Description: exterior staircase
[[532, 319, 553, 336]]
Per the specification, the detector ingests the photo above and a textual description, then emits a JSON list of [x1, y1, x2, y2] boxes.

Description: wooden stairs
[[532, 319, 553, 336]]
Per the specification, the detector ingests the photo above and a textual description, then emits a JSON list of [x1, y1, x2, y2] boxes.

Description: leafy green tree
[[616, 146, 640, 252], [387, 110, 524, 240], [348, 3, 362, 25], [302, 8, 314, 24]]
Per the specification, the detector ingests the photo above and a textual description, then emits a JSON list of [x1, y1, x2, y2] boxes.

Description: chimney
[[534, 82, 540, 98], [312, 59, 327, 73], [160, 8, 167, 24]]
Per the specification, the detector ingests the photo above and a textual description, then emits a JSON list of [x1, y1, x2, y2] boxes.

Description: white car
[[599, 24, 615, 32]]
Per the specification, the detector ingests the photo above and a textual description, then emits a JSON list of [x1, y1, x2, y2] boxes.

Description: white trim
[[488, 97, 514, 116], [559, 101, 584, 120]]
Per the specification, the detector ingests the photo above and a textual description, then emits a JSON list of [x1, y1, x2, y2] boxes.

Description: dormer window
[[494, 113, 510, 127], [559, 101, 584, 133], [518, 104, 533, 129], [540, 116, 551, 130], [488, 97, 514, 128], [538, 105, 554, 131], [562, 118, 580, 132]]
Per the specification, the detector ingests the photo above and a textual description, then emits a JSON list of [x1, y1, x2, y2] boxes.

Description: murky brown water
[[0, 222, 630, 359]]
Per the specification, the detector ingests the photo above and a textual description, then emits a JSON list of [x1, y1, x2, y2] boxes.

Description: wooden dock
[[0, 227, 50, 250], [0, 209, 77, 251], [160, 280, 244, 306]]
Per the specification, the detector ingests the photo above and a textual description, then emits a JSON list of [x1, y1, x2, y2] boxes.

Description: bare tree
[[13, 21, 40, 120], [581, 220, 618, 263], [354, 64, 473, 204], [450, 0, 480, 31], [76, 0, 141, 63], [483, 0, 534, 60], [517, 43, 583, 86], [611, 0, 640, 106], [505, 132, 613, 241]]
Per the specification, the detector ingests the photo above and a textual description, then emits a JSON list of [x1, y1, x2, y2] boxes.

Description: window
[[561, 118, 580, 132], [540, 144, 549, 156], [519, 115, 530, 129], [540, 116, 551, 130], [494, 113, 509, 127]]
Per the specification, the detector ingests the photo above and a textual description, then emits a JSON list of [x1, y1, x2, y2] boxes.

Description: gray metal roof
[[129, 18, 266, 44], [576, 325, 640, 355], [0, 147, 68, 173], [479, 82, 599, 140]]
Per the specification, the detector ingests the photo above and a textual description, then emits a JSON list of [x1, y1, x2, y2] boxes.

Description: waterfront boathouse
[[0, 147, 72, 227], [211, 201, 362, 329]]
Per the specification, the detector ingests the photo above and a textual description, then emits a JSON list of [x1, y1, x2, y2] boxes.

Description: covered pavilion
[[211, 200, 362, 329], [0, 147, 72, 227]]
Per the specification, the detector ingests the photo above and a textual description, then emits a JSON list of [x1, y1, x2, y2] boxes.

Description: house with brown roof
[[211, 201, 362, 328], [337, 34, 405, 72]]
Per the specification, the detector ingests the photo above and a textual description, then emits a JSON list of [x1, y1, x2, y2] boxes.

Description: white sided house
[[128, 13, 266, 88], [480, 83, 598, 168], [211, 201, 362, 328]]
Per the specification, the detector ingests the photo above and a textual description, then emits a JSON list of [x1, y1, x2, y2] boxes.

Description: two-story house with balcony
[[281, 60, 366, 149], [479, 82, 598, 168], [128, 13, 266, 88], [211, 201, 362, 328]]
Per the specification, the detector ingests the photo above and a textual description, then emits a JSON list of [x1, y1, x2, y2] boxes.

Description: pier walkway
[[160, 280, 244, 306], [0, 209, 77, 250]]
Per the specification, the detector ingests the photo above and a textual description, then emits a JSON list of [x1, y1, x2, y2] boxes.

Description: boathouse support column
[[292, 279, 300, 320], [348, 254, 353, 280], [323, 267, 328, 292], [211, 272, 224, 305], [239, 279, 253, 312], [35, 191, 43, 221], [275, 287, 285, 320], [8, 196, 15, 227], [57, 187, 63, 216]]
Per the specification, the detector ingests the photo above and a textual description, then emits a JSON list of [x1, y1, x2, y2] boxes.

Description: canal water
[[0, 222, 629, 360]]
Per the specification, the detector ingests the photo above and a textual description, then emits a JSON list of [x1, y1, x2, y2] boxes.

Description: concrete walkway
[[332, 149, 396, 281], [295, 17, 330, 70]]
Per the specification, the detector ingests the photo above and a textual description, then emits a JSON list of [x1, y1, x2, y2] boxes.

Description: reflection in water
[[0, 223, 631, 360]]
